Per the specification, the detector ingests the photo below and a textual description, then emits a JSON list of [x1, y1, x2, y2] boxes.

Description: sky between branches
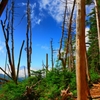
[[0, 0, 94, 77]]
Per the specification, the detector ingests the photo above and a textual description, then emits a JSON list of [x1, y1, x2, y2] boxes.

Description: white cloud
[[18, 2, 42, 27], [0, 66, 36, 78], [39, 0, 76, 23], [36, 19, 41, 24], [0, 69, 4, 74], [39, 0, 65, 23], [41, 45, 49, 50], [85, 27, 89, 42], [36, 44, 49, 50], [17, 66, 37, 78], [21, 2, 27, 6], [85, 27, 90, 50]]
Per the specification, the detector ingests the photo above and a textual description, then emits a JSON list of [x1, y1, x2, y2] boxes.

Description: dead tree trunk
[[58, 0, 67, 69], [17, 40, 25, 81], [50, 39, 54, 70], [46, 53, 48, 75], [26, 0, 32, 77], [76, 0, 88, 99], [1, 1, 25, 84], [11, 0, 15, 70], [0, 4, 16, 83], [58, 0, 76, 70]]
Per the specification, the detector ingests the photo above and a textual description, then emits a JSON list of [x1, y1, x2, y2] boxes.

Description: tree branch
[[17, 40, 25, 81]]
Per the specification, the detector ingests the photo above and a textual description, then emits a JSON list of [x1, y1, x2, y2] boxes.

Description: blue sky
[[0, 0, 94, 73]]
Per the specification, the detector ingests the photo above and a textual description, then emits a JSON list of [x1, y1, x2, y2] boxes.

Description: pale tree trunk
[[76, 0, 88, 99], [94, 0, 100, 57]]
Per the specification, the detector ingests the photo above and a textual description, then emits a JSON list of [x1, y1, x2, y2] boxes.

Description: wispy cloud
[[41, 45, 49, 50], [0, 41, 5, 55], [18, 2, 42, 27], [39, 0, 77, 23], [18, 1, 94, 27], [39, 0, 94, 23], [36, 19, 42, 24], [0, 66, 36, 78], [39, 0, 65, 23], [36, 44, 49, 50]]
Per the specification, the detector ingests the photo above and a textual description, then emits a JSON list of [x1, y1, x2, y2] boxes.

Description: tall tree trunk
[[50, 39, 54, 70], [26, 0, 31, 77], [11, 0, 16, 82], [76, 0, 88, 99], [11, 0, 15, 68], [58, 0, 67, 70], [94, 0, 100, 62]]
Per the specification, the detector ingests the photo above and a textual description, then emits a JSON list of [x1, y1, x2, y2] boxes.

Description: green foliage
[[85, 0, 93, 5], [0, 67, 100, 100], [90, 68, 100, 83], [87, 8, 100, 70], [0, 68, 77, 100], [0, 80, 27, 100], [34, 68, 76, 99]]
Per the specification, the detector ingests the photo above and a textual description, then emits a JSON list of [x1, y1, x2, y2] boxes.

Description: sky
[[0, 0, 94, 77]]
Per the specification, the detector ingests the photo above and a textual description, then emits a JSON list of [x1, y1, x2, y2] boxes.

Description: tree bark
[[76, 0, 88, 99], [26, 0, 30, 77]]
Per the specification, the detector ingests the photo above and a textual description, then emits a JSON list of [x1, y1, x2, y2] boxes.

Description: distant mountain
[[0, 73, 10, 79], [19, 66, 26, 70], [0, 74, 5, 78], [0, 73, 25, 82], [0, 66, 27, 82]]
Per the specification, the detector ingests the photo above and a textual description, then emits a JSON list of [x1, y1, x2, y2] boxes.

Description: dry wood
[[17, 40, 25, 81], [61, 86, 73, 100], [76, 0, 88, 99], [0, 67, 12, 80], [58, 0, 76, 70]]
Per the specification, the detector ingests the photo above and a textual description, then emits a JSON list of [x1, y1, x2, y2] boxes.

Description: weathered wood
[[76, 0, 88, 99], [17, 40, 25, 81]]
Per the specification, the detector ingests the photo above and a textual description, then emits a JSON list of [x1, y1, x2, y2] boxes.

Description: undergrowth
[[0, 67, 100, 100]]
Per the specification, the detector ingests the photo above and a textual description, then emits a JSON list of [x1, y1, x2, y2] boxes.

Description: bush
[[90, 68, 100, 83]]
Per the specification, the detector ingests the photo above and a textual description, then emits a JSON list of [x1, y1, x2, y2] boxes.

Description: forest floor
[[90, 82, 100, 100], [73, 82, 100, 100]]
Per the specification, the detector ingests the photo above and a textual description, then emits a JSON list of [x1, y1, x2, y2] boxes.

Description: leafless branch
[[17, 40, 25, 81], [0, 67, 12, 80]]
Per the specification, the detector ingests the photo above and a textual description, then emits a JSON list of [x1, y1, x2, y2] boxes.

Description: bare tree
[[58, 0, 76, 70], [76, 0, 88, 99], [0, 0, 25, 84], [50, 39, 54, 70], [26, 0, 32, 77]]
